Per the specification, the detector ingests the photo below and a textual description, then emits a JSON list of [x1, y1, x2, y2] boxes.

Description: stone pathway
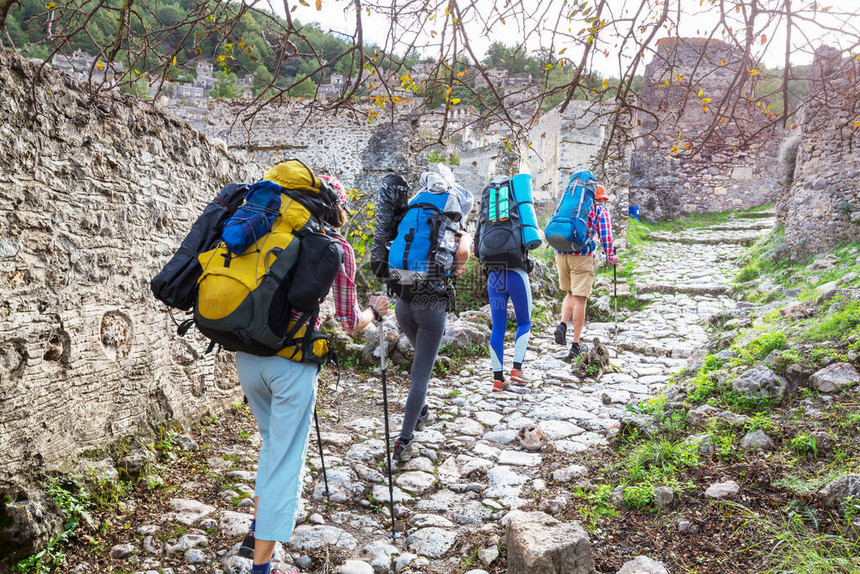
[[111, 213, 776, 574]]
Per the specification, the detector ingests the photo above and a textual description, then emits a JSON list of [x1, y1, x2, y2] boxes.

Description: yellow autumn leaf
[[96, 61, 104, 71], [749, 68, 760, 75], [316, 0, 322, 9], [602, 78, 608, 89], [45, 2, 56, 8], [698, 89, 703, 97], [172, 56, 176, 66], [701, 97, 711, 103], [451, 98, 461, 104]]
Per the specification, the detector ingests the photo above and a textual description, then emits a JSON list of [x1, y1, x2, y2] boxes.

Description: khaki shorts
[[555, 253, 595, 297]]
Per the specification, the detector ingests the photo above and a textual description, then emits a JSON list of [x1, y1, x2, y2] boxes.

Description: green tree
[[289, 76, 316, 98], [252, 63, 273, 97], [210, 69, 242, 99]]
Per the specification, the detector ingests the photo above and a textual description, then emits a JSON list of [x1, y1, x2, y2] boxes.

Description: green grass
[[802, 297, 860, 344], [773, 467, 856, 496], [622, 436, 700, 485], [571, 484, 619, 530], [721, 501, 860, 574]]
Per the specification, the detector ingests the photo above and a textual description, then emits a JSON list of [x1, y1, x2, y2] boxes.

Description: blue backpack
[[388, 190, 460, 285], [544, 170, 597, 253]]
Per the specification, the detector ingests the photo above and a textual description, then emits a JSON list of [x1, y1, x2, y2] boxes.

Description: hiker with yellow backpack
[[153, 160, 385, 574], [234, 171, 386, 574]]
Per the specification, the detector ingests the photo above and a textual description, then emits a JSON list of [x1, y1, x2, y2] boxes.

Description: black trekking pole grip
[[378, 314, 398, 538]]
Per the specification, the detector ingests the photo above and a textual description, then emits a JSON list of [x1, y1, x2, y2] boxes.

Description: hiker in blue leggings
[[489, 267, 533, 391]]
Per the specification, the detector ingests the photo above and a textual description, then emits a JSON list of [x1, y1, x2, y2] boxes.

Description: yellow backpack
[[193, 160, 343, 363]]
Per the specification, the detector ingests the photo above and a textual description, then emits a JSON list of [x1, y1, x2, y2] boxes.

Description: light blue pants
[[237, 352, 318, 543]]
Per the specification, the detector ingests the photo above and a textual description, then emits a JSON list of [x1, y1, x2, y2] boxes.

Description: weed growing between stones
[[12, 477, 97, 573]]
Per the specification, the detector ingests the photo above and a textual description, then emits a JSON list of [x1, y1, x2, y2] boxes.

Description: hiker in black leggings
[[391, 233, 472, 462]]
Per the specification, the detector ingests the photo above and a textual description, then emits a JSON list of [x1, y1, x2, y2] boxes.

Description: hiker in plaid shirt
[[553, 184, 619, 360], [238, 173, 387, 574]]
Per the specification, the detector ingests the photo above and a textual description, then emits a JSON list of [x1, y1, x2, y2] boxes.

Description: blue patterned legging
[[488, 268, 532, 372]]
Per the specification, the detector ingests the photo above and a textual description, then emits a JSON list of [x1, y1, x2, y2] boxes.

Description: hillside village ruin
[[1, 31, 859, 572]]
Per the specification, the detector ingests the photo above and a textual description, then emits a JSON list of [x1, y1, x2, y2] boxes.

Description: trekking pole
[[378, 315, 398, 539], [613, 263, 618, 341], [313, 410, 331, 499]]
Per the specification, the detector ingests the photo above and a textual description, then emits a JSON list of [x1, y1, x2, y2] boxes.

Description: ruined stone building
[[630, 37, 783, 220], [779, 46, 860, 253]]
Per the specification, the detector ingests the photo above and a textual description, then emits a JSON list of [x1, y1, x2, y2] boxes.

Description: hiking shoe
[[509, 369, 533, 385], [567, 342, 588, 361], [393, 439, 416, 463], [492, 378, 510, 392], [414, 407, 435, 432], [554, 322, 567, 346], [237, 530, 255, 558]]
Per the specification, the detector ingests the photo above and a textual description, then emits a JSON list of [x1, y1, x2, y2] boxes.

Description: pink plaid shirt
[[290, 232, 361, 331]]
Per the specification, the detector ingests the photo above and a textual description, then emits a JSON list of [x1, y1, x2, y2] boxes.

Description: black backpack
[[474, 178, 530, 271], [150, 182, 249, 311], [370, 173, 410, 280]]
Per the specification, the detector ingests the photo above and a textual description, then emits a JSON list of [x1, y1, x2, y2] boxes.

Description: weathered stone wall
[[630, 38, 783, 220], [206, 101, 423, 197], [0, 49, 256, 482], [781, 46, 860, 253]]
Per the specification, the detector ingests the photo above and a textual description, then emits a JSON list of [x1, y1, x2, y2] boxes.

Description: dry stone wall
[[0, 49, 256, 482], [780, 46, 860, 253], [205, 101, 423, 197], [630, 38, 782, 220]]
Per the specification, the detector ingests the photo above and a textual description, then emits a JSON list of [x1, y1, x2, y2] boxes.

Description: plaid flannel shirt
[[557, 203, 615, 258], [290, 232, 362, 331]]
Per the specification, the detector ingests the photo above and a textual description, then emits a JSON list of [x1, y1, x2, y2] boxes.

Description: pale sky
[[255, 0, 860, 76]]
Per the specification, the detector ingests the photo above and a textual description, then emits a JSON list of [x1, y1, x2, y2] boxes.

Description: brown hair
[[326, 203, 349, 228]]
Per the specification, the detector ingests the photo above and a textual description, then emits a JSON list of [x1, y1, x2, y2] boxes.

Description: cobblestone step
[[737, 210, 777, 219], [647, 234, 757, 246], [638, 283, 732, 296], [709, 221, 775, 231]]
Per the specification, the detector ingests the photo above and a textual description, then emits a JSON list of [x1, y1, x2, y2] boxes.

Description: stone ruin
[[0, 48, 256, 484], [630, 37, 783, 220], [779, 45, 860, 253]]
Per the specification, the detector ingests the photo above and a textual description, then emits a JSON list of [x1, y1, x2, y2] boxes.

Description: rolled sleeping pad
[[510, 173, 543, 250]]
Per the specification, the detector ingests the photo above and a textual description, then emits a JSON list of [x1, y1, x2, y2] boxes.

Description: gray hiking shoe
[[414, 406, 435, 432], [393, 439, 416, 463]]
